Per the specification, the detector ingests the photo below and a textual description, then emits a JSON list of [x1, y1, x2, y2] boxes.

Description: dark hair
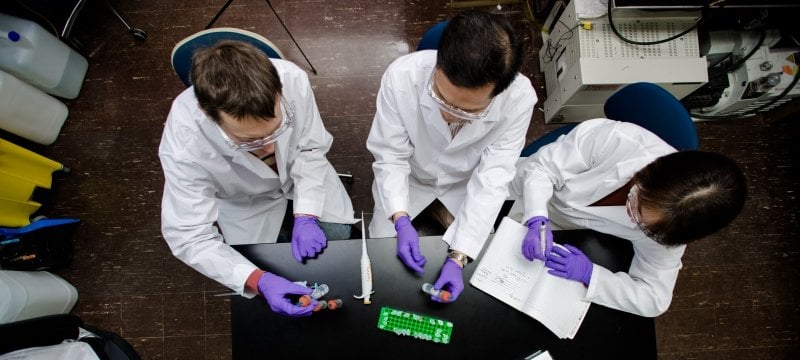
[[436, 10, 523, 97], [634, 151, 747, 246], [190, 40, 282, 123]]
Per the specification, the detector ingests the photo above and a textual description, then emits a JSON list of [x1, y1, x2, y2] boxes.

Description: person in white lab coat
[[509, 118, 747, 316], [367, 10, 537, 303], [159, 41, 355, 317]]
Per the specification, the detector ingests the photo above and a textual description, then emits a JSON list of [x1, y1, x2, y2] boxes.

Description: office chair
[[417, 20, 449, 51], [171, 27, 285, 87], [0, 314, 140, 359], [521, 82, 699, 157]]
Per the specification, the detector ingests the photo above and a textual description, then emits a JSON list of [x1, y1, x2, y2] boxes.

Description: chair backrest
[[604, 82, 699, 151], [521, 82, 699, 157], [416, 21, 448, 51], [171, 28, 285, 87]]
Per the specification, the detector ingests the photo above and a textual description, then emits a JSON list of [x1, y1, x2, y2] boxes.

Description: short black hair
[[436, 10, 523, 97], [635, 151, 748, 245]]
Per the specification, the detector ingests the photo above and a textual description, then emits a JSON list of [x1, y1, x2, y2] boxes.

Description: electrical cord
[[690, 51, 800, 120], [606, 0, 702, 46], [541, 20, 582, 64]]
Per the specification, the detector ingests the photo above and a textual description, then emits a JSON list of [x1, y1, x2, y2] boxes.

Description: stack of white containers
[[0, 13, 89, 145], [0, 13, 84, 325]]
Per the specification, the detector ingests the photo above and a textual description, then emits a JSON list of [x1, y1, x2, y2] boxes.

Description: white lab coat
[[367, 50, 537, 258], [508, 118, 685, 317], [159, 59, 355, 296]]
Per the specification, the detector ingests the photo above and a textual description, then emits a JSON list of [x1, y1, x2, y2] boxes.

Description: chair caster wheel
[[130, 28, 147, 41]]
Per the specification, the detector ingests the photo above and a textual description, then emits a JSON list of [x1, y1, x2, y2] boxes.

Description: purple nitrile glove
[[257, 272, 316, 317], [545, 244, 593, 286], [431, 258, 464, 303], [523, 216, 554, 261], [291, 215, 327, 263], [394, 216, 426, 274]]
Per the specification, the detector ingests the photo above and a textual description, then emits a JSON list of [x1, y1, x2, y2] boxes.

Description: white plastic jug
[[0, 70, 68, 145], [0, 13, 88, 99], [0, 270, 78, 324]]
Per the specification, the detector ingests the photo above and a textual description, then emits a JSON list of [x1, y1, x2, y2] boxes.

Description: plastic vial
[[310, 284, 329, 299], [326, 299, 343, 310], [422, 283, 452, 302], [298, 295, 313, 307]]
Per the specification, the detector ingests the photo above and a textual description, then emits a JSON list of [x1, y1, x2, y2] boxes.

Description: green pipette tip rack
[[377, 306, 453, 344]]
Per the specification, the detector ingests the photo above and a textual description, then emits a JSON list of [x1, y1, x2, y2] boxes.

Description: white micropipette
[[353, 212, 374, 304]]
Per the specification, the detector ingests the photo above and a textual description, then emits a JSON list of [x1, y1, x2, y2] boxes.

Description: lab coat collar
[[419, 88, 501, 149]]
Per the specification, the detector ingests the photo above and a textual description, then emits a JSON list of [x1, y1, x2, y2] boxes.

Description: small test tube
[[313, 300, 328, 312], [422, 283, 452, 302], [326, 299, 343, 310], [298, 295, 313, 307]]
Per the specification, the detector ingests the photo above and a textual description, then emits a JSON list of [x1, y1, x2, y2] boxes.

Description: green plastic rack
[[377, 306, 453, 344]]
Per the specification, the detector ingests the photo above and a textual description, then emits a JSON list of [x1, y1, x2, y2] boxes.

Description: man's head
[[628, 151, 748, 246], [436, 10, 523, 98], [191, 40, 282, 124]]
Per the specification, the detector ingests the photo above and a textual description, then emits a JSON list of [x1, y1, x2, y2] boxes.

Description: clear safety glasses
[[216, 100, 295, 152], [626, 184, 659, 240], [425, 72, 493, 122]]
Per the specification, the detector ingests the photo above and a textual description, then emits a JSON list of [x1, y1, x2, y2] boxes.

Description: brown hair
[[190, 40, 282, 123], [634, 150, 747, 245]]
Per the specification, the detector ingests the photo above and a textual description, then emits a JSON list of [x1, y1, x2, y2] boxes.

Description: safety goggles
[[626, 184, 659, 240], [426, 71, 493, 122], [216, 100, 295, 152]]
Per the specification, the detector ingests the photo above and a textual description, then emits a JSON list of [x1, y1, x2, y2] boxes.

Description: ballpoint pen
[[539, 221, 546, 260]]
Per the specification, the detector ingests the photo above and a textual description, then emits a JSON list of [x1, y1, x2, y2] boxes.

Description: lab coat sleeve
[[517, 119, 652, 222], [585, 238, 686, 317], [366, 69, 413, 218], [285, 71, 333, 217], [445, 94, 535, 258], [160, 116, 259, 298]]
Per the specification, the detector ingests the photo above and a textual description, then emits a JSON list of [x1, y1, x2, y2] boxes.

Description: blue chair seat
[[171, 28, 284, 87], [521, 82, 699, 157]]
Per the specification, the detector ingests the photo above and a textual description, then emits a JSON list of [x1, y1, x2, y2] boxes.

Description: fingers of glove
[[545, 259, 568, 272], [546, 251, 569, 266], [291, 239, 303, 263], [551, 244, 572, 258], [408, 241, 427, 266], [398, 240, 425, 274], [276, 300, 314, 317], [563, 244, 584, 256], [522, 242, 535, 261], [547, 269, 569, 279], [399, 253, 425, 274]]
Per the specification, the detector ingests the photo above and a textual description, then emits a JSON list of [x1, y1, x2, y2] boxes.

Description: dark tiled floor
[[2, 0, 799, 359]]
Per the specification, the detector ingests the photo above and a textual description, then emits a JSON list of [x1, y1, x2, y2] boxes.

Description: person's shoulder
[[168, 87, 200, 118], [385, 50, 436, 74], [270, 58, 304, 74]]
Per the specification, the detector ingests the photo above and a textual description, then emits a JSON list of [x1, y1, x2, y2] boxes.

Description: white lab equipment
[[0, 13, 88, 99], [0, 70, 68, 145], [353, 213, 374, 305], [539, 0, 707, 123], [687, 30, 800, 118]]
